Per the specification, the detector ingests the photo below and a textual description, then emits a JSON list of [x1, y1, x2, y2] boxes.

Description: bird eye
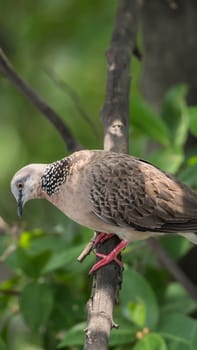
[[17, 182, 24, 189]]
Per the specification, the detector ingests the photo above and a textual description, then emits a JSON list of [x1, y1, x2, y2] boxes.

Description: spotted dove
[[11, 150, 197, 272]]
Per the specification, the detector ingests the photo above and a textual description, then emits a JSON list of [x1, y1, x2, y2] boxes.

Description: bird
[[11, 149, 197, 273]]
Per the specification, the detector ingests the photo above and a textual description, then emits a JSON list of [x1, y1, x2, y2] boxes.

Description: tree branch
[[84, 1, 139, 349], [0, 48, 80, 152]]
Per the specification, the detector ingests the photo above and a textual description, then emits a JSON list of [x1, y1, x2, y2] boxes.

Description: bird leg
[[93, 232, 115, 247], [90, 239, 128, 274]]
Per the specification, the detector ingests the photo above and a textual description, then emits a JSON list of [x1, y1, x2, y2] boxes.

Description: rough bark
[[84, 1, 139, 349]]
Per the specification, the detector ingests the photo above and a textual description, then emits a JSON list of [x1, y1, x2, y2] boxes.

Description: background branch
[[0, 288, 20, 296], [44, 68, 101, 139], [148, 238, 197, 302], [84, 1, 139, 349], [0, 48, 80, 152]]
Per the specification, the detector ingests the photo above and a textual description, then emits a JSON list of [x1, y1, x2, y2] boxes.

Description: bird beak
[[17, 190, 23, 218]]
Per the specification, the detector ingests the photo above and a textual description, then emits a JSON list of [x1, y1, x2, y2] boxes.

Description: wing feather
[[89, 153, 197, 233]]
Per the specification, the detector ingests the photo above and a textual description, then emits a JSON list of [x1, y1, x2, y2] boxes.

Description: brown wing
[[89, 152, 197, 233]]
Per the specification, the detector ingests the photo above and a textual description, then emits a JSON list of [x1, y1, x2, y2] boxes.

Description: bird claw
[[89, 239, 128, 274], [93, 232, 115, 247], [89, 252, 123, 274]]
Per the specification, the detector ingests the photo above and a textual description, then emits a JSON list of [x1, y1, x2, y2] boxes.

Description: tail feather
[[153, 219, 197, 244]]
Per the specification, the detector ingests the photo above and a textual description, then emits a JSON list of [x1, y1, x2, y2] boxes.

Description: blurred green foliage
[[1, 1, 197, 349]]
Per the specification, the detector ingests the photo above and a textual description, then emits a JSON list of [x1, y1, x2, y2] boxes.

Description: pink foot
[[89, 240, 128, 274], [94, 232, 115, 247]]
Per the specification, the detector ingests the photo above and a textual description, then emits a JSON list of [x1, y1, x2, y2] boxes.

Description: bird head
[[11, 164, 47, 217]]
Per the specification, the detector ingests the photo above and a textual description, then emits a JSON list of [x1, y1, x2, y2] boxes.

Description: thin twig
[[0, 48, 80, 152], [77, 232, 97, 263], [0, 288, 20, 296], [0, 244, 16, 262], [44, 68, 101, 139], [148, 238, 197, 302]]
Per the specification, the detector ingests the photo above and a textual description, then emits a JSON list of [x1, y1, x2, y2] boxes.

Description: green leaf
[[43, 243, 86, 272], [121, 269, 159, 328], [131, 95, 170, 146], [134, 333, 167, 350], [20, 282, 54, 331], [6, 247, 51, 278], [178, 163, 197, 189], [22, 234, 65, 256], [161, 84, 189, 147], [191, 323, 197, 350], [157, 313, 197, 346], [148, 146, 184, 173], [109, 326, 136, 346], [166, 340, 190, 350], [128, 301, 146, 327], [161, 283, 196, 315], [58, 322, 85, 347], [0, 337, 6, 350], [160, 236, 191, 260], [188, 106, 197, 137]]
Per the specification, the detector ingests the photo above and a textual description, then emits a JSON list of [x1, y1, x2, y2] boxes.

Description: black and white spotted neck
[[41, 158, 71, 196]]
